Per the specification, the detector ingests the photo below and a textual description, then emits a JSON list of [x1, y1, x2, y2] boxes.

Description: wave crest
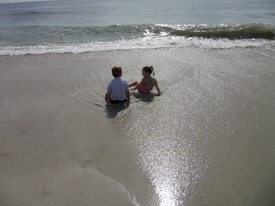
[[165, 24, 275, 40], [1, 37, 274, 56], [0, 23, 274, 56]]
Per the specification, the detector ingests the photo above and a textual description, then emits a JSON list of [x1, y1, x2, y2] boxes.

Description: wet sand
[[0, 47, 275, 206]]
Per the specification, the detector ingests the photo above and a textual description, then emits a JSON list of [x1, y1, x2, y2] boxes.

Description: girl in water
[[129, 66, 161, 96]]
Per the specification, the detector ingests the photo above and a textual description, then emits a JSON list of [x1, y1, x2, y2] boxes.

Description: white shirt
[[107, 78, 129, 101]]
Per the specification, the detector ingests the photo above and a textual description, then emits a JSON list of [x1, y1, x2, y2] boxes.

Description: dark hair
[[142, 66, 155, 76], [112, 66, 122, 77]]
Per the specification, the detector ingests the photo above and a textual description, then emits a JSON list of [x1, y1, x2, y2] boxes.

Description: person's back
[[108, 78, 128, 101], [106, 66, 130, 105]]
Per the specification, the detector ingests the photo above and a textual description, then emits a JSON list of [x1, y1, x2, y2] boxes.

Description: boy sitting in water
[[106, 66, 130, 105]]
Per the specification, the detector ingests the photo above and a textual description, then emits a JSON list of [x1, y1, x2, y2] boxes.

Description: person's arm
[[154, 79, 161, 96], [125, 82, 130, 104], [106, 91, 111, 105], [126, 91, 130, 105], [133, 78, 145, 90]]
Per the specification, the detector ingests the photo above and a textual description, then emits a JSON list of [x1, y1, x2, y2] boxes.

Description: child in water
[[129, 66, 161, 96], [106, 66, 130, 105]]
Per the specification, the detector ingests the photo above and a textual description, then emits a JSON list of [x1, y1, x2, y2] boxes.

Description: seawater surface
[[0, 0, 274, 55], [0, 1, 275, 206]]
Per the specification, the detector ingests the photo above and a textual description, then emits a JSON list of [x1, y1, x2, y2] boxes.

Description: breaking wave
[[0, 23, 274, 56]]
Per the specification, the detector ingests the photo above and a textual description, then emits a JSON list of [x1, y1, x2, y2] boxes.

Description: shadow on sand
[[105, 103, 129, 118], [105, 93, 156, 118], [132, 92, 156, 102]]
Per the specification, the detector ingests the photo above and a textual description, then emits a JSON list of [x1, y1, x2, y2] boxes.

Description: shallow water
[[1, 47, 274, 205], [115, 47, 275, 205]]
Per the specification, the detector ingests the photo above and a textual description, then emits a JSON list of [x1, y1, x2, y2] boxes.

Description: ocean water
[[1, 1, 275, 206], [0, 0, 274, 55]]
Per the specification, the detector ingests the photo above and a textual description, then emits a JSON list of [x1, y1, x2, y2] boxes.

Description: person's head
[[112, 66, 122, 78], [142, 66, 155, 77]]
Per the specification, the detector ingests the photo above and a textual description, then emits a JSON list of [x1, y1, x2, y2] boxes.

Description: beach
[[1, 0, 275, 205], [0, 47, 275, 205]]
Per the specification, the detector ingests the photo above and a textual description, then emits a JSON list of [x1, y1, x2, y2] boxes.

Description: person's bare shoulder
[[153, 78, 158, 84]]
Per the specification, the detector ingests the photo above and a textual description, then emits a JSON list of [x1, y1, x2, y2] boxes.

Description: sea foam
[[1, 36, 274, 56]]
